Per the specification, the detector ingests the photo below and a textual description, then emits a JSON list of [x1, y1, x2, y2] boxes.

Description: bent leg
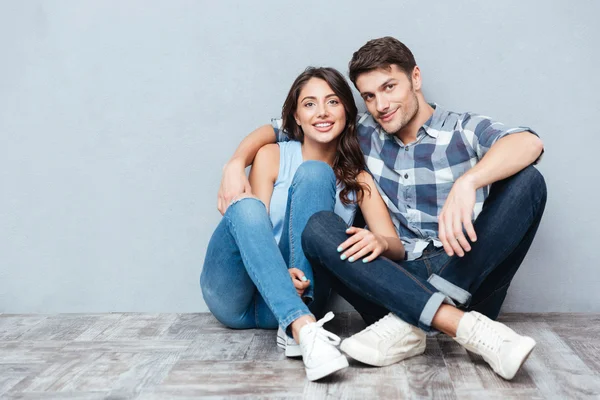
[[429, 166, 547, 309], [302, 211, 450, 332], [278, 161, 338, 316], [202, 197, 312, 331]]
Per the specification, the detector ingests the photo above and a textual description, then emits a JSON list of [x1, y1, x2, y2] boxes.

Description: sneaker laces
[[368, 313, 406, 339], [471, 317, 504, 354], [304, 311, 341, 357]]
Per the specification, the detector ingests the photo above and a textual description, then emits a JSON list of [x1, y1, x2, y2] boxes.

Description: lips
[[380, 109, 398, 122], [313, 121, 334, 132]]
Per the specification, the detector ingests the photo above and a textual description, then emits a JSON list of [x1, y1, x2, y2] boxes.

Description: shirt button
[[405, 146, 409, 151], [404, 174, 409, 179]]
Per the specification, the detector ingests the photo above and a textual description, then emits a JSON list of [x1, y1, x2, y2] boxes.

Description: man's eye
[[386, 84, 395, 90]]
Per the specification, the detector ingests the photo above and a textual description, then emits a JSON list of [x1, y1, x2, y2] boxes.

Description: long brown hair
[[281, 67, 368, 205]]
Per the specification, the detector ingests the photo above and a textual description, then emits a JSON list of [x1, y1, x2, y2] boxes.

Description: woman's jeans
[[302, 166, 547, 332], [200, 161, 338, 331]]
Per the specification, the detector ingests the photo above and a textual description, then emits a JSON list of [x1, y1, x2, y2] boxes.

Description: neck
[[301, 139, 338, 166], [395, 94, 434, 144]]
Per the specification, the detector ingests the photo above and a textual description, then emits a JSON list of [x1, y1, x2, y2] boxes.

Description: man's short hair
[[348, 36, 417, 85]]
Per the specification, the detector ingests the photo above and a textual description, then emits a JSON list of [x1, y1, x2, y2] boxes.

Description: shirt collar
[[421, 103, 448, 139], [375, 102, 448, 140]]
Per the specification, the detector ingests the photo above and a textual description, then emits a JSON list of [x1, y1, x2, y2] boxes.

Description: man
[[216, 37, 546, 380]]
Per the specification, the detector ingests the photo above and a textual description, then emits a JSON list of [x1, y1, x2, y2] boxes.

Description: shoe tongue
[[456, 312, 477, 340], [299, 321, 317, 339]]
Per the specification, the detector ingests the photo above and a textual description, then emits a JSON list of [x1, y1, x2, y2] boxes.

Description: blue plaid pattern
[[272, 104, 539, 260]]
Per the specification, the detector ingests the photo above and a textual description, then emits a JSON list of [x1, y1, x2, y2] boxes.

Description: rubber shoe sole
[[277, 329, 302, 357], [305, 354, 349, 381], [340, 338, 426, 367]]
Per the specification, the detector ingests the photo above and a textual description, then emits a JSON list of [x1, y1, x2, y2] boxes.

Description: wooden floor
[[1, 313, 600, 400]]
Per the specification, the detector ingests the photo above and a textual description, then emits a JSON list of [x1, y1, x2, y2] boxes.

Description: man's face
[[355, 64, 419, 135]]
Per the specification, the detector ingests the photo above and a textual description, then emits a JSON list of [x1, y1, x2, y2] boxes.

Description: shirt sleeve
[[271, 118, 290, 142], [462, 113, 543, 164]]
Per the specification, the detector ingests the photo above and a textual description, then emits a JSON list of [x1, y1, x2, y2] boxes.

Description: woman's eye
[[304, 102, 315, 107], [328, 99, 339, 105]]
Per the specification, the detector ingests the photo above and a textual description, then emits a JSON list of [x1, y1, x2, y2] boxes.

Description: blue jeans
[[302, 166, 547, 331], [200, 161, 337, 331]]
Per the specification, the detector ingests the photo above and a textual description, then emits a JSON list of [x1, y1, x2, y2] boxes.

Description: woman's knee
[[292, 160, 336, 188], [225, 196, 268, 225]]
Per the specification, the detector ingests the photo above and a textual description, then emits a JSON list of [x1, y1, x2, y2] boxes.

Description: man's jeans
[[302, 166, 547, 331], [200, 161, 337, 331]]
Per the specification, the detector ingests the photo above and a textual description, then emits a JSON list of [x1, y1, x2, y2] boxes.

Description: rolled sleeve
[[271, 118, 290, 142], [463, 114, 542, 164]]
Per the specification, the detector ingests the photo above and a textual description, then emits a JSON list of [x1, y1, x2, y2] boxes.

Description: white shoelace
[[367, 313, 405, 339], [303, 311, 341, 357], [471, 317, 504, 354]]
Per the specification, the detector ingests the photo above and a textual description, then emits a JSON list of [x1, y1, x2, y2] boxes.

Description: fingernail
[[300, 276, 308, 282], [340, 254, 347, 261], [337, 246, 342, 252], [349, 256, 355, 263], [363, 259, 368, 263]]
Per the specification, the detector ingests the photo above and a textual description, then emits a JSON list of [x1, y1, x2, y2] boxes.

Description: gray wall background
[[1, 1, 598, 314]]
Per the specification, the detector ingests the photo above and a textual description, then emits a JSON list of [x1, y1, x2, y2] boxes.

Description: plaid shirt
[[272, 104, 539, 260]]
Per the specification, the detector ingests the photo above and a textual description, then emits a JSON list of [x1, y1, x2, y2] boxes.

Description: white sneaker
[[276, 326, 302, 357], [298, 312, 349, 381], [340, 312, 426, 366], [454, 311, 536, 380]]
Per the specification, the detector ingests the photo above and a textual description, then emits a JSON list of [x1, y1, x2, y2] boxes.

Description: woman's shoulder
[[253, 144, 280, 178]]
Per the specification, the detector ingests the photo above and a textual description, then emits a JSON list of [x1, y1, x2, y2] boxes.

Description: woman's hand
[[288, 268, 310, 296], [337, 227, 389, 263]]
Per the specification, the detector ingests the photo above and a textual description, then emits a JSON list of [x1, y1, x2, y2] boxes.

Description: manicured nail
[[363, 259, 368, 263], [340, 254, 347, 261], [337, 246, 342, 252], [349, 256, 355, 263], [300, 276, 308, 282]]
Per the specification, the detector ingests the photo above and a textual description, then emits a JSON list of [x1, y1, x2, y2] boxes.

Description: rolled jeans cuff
[[428, 274, 471, 305], [418, 292, 455, 331], [280, 309, 313, 336]]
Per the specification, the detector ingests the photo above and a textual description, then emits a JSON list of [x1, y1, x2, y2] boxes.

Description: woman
[[200, 67, 405, 381]]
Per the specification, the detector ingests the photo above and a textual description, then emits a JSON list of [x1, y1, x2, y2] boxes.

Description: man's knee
[[513, 166, 547, 202], [302, 210, 344, 255]]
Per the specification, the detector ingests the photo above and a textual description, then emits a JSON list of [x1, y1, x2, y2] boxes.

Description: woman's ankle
[[290, 315, 316, 343]]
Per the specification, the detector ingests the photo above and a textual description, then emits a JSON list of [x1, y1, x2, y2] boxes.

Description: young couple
[[201, 37, 547, 382]]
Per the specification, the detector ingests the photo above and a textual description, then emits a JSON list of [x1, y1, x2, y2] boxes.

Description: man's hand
[[337, 227, 389, 263], [217, 158, 252, 215], [438, 176, 478, 257], [288, 268, 310, 297]]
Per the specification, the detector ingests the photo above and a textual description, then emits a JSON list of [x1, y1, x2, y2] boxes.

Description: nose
[[375, 94, 389, 114], [317, 102, 329, 118]]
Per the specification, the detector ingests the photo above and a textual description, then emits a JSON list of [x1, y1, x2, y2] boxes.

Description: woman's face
[[294, 78, 347, 145]]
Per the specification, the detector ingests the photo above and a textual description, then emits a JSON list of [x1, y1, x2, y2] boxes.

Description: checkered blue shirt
[[272, 104, 539, 260]]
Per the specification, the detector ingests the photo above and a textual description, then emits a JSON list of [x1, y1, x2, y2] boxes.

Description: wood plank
[[61, 340, 192, 354], [243, 331, 287, 362], [510, 320, 600, 399], [93, 314, 179, 341], [159, 313, 228, 339], [180, 331, 256, 361], [0, 316, 48, 341], [155, 360, 305, 398]]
